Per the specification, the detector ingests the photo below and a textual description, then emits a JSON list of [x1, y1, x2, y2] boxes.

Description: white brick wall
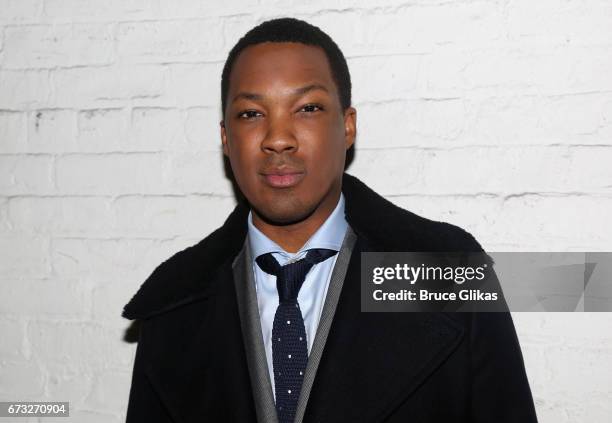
[[1, 1, 611, 421]]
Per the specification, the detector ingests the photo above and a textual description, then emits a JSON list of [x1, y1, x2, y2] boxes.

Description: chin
[[253, 198, 316, 226]]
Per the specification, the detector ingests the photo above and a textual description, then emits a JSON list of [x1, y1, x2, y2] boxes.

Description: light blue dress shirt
[[247, 193, 349, 399]]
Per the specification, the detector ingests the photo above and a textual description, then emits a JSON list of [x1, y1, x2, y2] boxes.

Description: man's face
[[221, 42, 356, 225]]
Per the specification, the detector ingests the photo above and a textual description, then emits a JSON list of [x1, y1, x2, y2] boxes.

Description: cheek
[[235, 156, 259, 187], [228, 136, 259, 170], [303, 131, 346, 180], [321, 120, 348, 157]]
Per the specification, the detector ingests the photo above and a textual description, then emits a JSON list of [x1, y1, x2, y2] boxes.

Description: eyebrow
[[231, 83, 329, 104]]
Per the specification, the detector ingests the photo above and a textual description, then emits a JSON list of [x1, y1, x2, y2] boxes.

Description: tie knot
[[256, 248, 337, 302]]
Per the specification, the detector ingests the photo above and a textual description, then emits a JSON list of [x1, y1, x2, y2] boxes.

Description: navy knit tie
[[256, 248, 337, 423]]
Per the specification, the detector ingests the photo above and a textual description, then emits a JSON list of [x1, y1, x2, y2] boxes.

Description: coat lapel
[[294, 226, 358, 423], [303, 236, 465, 423], [232, 239, 279, 423], [143, 262, 258, 423]]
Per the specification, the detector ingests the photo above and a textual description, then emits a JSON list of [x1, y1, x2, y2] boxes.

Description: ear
[[220, 120, 229, 156], [343, 106, 357, 150]]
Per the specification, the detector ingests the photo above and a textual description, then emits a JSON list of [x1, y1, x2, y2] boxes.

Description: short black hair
[[220, 17, 352, 118]]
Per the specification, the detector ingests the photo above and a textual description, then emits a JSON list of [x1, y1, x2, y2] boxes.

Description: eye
[[299, 103, 324, 113], [237, 110, 263, 119]]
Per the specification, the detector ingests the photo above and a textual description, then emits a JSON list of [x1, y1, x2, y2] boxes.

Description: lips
[[260, 168, 305, 188]]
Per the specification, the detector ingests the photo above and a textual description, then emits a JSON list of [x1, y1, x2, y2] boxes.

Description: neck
[[251, 191, 341, 253]]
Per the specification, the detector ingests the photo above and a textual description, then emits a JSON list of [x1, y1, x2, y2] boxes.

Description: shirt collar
[[247, 193, 348, 263]]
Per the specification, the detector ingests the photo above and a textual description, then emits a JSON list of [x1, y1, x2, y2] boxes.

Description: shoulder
[[342, 173, 484, 252], [406, 210, 484, 252], [122, 201, 250, 320]]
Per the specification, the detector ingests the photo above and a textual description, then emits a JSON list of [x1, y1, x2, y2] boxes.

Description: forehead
[[228, 42, 336, 96]]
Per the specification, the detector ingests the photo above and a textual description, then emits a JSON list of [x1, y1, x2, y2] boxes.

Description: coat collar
[[122, 172, 481, 320]]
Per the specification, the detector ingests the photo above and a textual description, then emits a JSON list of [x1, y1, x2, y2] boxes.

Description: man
[[123, 18, 538, 423]]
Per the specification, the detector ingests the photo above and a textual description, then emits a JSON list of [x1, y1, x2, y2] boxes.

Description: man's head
[[220, 18, 356, 229], [220, 17, 352, 119]]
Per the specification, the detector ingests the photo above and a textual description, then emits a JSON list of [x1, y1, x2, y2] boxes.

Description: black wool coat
[[123, 172, 538, 423]]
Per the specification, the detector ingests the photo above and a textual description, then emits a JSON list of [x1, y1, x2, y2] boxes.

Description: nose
[[261, 115, 297, 154]]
